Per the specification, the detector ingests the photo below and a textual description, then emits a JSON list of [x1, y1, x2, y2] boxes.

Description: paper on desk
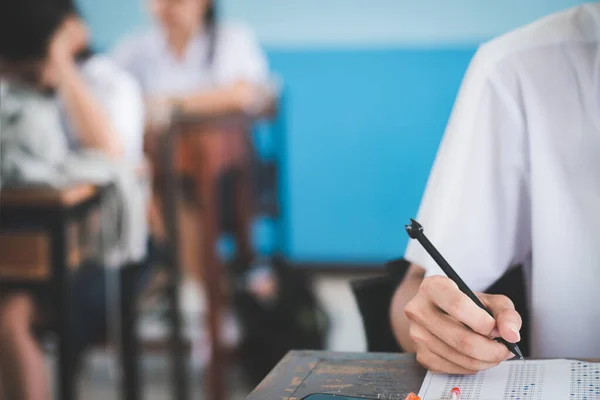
[[418, 359, 600, 400]]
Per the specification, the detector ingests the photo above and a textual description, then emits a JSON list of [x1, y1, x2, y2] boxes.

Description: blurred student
[[113, 0, 271, 123], [391, 3, 600, 374], [113, 0, 272, 265], [113, 0, 274, 342], [0, 0, 146, 398]]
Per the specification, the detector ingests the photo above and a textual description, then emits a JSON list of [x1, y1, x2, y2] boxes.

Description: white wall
[[222, 0, 588, 47], [79, 0, 589, 49]]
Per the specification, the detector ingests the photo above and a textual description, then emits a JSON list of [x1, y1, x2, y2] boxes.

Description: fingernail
[[490, 328, 500, 338], [509, 325, 521, 342]]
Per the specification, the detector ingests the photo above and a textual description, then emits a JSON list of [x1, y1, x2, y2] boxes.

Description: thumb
[[482, 294, 522, 344]]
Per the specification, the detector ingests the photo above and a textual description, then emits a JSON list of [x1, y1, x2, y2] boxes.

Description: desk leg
[[52, 215, 75, 400], [198, 162, 226, 400], [233, 161, 255, 264], [120, 266, 141, 400], [162, 129, 190, 400]]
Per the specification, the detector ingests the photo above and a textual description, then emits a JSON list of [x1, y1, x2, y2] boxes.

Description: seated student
[[112, 0, 273, 266], [0, 0, 147, 399], [113, 0, 272, 122], [112, 0, 276, 357], [390, 3, 600, 374]]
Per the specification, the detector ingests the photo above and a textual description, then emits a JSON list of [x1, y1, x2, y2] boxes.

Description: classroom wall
[[80, 0, 588, 48], [77, 0, 589, 264]]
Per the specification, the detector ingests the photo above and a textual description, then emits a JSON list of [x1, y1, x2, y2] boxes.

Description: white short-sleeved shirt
[[1, 55, 144, 162], [111, 21, 268, 97], [405, 3, 600, 359], [61, 55, 145, 162]]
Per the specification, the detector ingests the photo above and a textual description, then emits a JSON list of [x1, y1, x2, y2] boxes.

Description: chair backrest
[[0, 185, 98, 281], [0, 230, 81, 281], [350, 259, 409, 353], [351, 260, 531, 356]]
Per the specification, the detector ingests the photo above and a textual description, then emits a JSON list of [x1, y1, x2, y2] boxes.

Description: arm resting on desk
[[153, 81, 276, 120]]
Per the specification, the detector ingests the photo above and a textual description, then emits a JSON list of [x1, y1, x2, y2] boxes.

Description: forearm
[[58, 61, 123, 157], [390, 264, 426, 352], [179, 86, 242, 116], [178, 82, 275, 118]]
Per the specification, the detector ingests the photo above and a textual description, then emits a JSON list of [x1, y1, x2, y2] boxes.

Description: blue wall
[[77, 1, 589, 263], [268, 48, 474, 261]]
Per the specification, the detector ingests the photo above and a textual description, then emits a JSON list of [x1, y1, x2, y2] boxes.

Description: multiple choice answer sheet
[[418, 359, 600, 400]]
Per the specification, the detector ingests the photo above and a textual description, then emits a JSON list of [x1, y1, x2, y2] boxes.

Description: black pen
[[405, 218, 524, 361]]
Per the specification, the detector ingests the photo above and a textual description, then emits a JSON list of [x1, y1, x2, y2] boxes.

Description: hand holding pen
[[401, 219, 523, 375]]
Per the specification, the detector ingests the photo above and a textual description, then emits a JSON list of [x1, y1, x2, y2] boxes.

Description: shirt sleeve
[[80, 57, 146, 163], [111, 34, 141, 78], [104, 72, 145, 163], [218, 23, 269, 85], [404, 48, 531, 292]]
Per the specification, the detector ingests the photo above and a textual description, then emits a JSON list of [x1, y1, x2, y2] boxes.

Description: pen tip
[[406, 219, 423, 239], [513, 346, 524, 361]]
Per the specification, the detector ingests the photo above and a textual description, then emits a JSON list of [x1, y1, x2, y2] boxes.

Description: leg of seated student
[[0, 293, 50, 400]]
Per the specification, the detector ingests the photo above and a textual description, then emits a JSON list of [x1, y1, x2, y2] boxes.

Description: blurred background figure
[[113, 0, 271, 124], [0, 0, 149, 399], [111, 0, 273, 360]]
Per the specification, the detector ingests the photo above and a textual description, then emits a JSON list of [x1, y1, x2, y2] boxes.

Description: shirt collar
[[153, 26, 208, 62]]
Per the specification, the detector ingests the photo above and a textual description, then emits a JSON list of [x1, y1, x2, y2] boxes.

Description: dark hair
[[0, 0, 69, 62], [205, 0, 217, 65], [53, 0, 78, 13]]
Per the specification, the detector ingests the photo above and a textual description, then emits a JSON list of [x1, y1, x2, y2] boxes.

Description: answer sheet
[[418, 359, 600, 400]]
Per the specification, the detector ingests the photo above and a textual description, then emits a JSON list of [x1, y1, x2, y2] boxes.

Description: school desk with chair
[[0, 183, 140, 400], [150, 89, 285, 400], [0, 162, 183, 400]]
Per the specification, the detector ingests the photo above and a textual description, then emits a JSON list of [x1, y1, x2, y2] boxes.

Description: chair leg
[[162, 128, 190, 400], [52, 216, 76, 400], [198, 161, 226, 400], [120, 266, 141, 400]]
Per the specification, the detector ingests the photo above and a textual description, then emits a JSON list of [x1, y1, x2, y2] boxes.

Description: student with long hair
[[0, 0, 147, 398], [113, 0, 273, 355], [113, 0, 270, 121]]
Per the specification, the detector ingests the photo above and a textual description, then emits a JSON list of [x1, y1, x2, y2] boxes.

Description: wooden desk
[[247, 351, 426, 400], [0, 184, 143, 400], [0, 185, 98, 280], [0, 184, 98, 207], [0, 170, 151, 400], [0, 184, 107, 400]]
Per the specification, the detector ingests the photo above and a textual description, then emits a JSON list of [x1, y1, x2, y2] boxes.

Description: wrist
[[53, 57, 78, 88], [168, 97, 184, 117]]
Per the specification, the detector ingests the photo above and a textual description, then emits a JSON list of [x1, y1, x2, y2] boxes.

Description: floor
[[47, 351, 250, 400], [46, 273, 371, 399]]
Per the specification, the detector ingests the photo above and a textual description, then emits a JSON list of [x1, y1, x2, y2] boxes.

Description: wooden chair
[[0, 184, 143, 400]]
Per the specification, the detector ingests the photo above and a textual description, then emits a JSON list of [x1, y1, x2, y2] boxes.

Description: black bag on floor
[[231, 256, 329, 386]]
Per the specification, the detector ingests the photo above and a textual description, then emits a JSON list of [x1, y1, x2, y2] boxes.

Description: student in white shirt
[[113, 0, 270, 118], [113, 0, 272, 276], [0, 0, 146, 399], [390, 3, 600, 374]]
